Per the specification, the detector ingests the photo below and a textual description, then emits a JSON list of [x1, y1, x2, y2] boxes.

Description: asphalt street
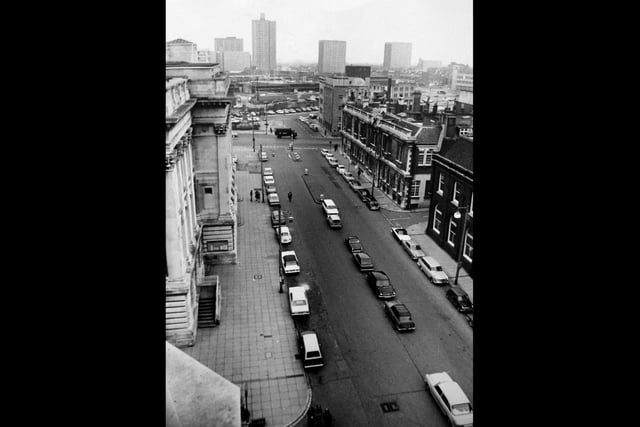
[[235, 115, 472, 427]]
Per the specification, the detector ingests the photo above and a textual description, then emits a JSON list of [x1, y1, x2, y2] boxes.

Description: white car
[[276, 110, 284, 114], [321, 199, 339, 215], [264, 175, 275, 185], [417, 256, 449, 285], [288, 286, 309, 316], [391, 227, 411, 242], [275, 225, 292, 244], [281, 250, 300, 275], [263, 167, 273, 176], [327, 158, 339, 167], [424, 372, 473, 427], [342, 171, 354, 182], [267, 193, 280, 207], [401, 240, 426, 260], [320, 148, 330, 157], [336, 165, 346, 175]]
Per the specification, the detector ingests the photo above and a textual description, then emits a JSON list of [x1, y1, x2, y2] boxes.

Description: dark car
[[366, 271, 396, 299], [446, 286, 473, 313], [366, 196, 380, 210], [344, 236, 363, 253], [357, 188, 372, 202], [353, 252, 374, 271], [384, 301, 415, 332]]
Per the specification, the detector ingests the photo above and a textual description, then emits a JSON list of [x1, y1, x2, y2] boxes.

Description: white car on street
[[288, 286, 309, 316], [321, 149, 330, 157], [336, 165, 346, 175], [275, 225, 292, 244], [321, 199, 339, 215], [327, 158, 339, 167], [263, 167, 273, 176], [281, 250, 300, 275], [417, 256, 449, 285], [424, 372, 473, 427], [342, 171, 354, 182], [401, 240, 426, 260], [391, 227, 412, 242], [264, 175, 275, 185]]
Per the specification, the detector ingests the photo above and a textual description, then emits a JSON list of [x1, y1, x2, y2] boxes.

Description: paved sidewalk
[[182, 146, 311, 427], [336, 150, 473, 302]]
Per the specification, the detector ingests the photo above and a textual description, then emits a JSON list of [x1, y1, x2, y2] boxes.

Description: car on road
[[348, 180, 363, 191], [295, 108, 302, 112], [342, 171, 354, 182], [417, 256, 449, 285], [297, 330, 324, 369], [281, 250, 300, 275], [265, 184, 277, 194], [446, 287, 473, 313], [366, 197, 380, 211], [327, 158, 339, 167], [326, 214, 342, 228], [401, 240, 426, 260], [344, 236, 363, 253], [356, 188, 371, 201], [325, 153, 335, 162], [275, 225, 292, 244], [270, 209, 287, 227], [353, 252, 374, 271], [308, 113, 318, 119], [321, 199, 339, 215], [366, 271, 397, 299], [263, 175, 275, 185], [391, 227, 412, 242], [288, 286, 309, 316], [424, 372, 473, 427], [267, 110, 275, 115], [276, 109, 284, 114], [320, 148, 330, 157], [263, 167, 273, 176], [336, 164, 345, 175], [383, 301, 415, 332], [259, 151, 268, 162], [231, 132, 238, 138], [293, 152, 301, 161], [309, 124, 319, 131], [267, 193, 280, 207]]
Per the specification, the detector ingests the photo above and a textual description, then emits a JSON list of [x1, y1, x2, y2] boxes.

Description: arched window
[[433, 205, 443, 234], [447, 217, 457, 246]]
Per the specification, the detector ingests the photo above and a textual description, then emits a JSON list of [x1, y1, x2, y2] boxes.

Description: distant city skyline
[[166, 0, 473, 66]]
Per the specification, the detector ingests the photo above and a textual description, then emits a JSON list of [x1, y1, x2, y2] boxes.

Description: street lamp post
[[453, 206, 470, 286], [260, 144, 265, 203], [252, 119, 256, 153], [278, 208, 283, 293]]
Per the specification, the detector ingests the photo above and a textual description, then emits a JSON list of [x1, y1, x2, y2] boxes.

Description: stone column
[[166, 155, 185, 281]]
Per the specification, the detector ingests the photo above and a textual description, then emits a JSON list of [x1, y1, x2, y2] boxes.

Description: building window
[[447, 217, 457, 247], [452, 181, 461, 206], [437, 173, 445, 195], [410, 180, 420, 197], [418, 148, 433, 166], [433, 205, 442, 234], [463, 232, 473, 262]]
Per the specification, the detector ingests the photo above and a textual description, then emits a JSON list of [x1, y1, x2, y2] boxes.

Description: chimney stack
[[412, 90, 421, 113]]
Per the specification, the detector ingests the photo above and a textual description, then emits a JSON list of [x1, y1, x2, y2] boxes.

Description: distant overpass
[[248, 82, 320, 93]]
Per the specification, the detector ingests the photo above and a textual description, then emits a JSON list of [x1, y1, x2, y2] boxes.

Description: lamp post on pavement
[[278, 208, 283, 293], [260, 144, 265, 203], [453, 206, 470, 286]]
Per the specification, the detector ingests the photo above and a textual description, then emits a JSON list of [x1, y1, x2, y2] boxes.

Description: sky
[[166, 0, 472, 66]]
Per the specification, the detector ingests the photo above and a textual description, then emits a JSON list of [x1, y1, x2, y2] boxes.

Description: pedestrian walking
[[288, 191, 293, 203], [250, 190, 253, 201], [254, 189, 260, 201], [334, 143, 338, 152]]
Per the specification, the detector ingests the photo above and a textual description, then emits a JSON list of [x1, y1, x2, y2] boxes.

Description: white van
[[297, 331, 324, 369], [288, 286, 309, 316]]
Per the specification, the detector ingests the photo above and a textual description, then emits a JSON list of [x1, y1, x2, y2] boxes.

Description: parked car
[[342, 171, 355, 182], [357, 188, 371, 201], [326, 214, 342, 228], [267, 110, 276, 115], [297, 330, 324, 369], [259, 151, 268, 162], [267, 193, 281, 207], [293, 152, 301, 161], [231, 132, 239, 138], [321, 199, 339, 215], [417, 256, 449, 285], [325, 153, 335, 163], [383, 301, 415, 332], [276, 110, 284, 114], [344, 236, 363, 253], [309, 124, 319, 131], [366, 196, 380, 211], [391, 227, 412, 242], [271, 209, 287, 227], [308, 113, 318, 119], [327, 158, 339, 167], [275, 225, 292, 244], [446, 287, 473, 313], [401, 240, 426, 260], [263, 175, 275, 185], [424, 372, 473, 427], [320, 148, 330, 157], [353, 252, 374, 271], [281, 250, 300, 275], [288, 286, 309, 316], [366, 271, 397, 299], [336, 165, 346, 175], [349, 179, 368, 193], [265, 184, 277, 194], [263, 167, 273, 176]]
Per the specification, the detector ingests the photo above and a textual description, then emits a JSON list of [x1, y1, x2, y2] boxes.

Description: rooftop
[[437, 136, 473, 173]]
